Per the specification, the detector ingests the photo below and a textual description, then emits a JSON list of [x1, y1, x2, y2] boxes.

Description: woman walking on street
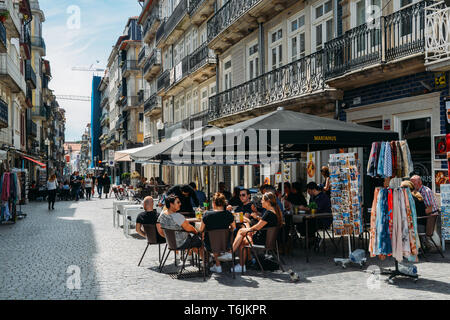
[[84, 174, 93, 200], [47, 174, 58, 210]]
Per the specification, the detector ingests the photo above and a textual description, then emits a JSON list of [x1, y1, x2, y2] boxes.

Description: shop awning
[[21, 155, 46, 168], [130, 126, 212, 163], [114, 146, 150, 162]]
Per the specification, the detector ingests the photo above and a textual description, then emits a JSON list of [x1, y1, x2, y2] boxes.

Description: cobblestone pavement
[[0, 197, 449, 300]]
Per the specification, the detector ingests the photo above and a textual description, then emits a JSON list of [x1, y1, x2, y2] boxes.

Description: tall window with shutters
[[289, 13, 306, 62], [311, 0, 333, 52], [269, 26, 283, 70]]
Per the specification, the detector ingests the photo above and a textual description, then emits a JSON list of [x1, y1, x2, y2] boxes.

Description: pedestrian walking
[[47, 174, 58, 210], [103, 173, 111, 199], [84, 174, 93, 200], [96, 172, 104, 198], [71, 171, 82, 201]]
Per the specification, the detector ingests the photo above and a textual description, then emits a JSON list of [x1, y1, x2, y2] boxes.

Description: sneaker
[[231, 264, 246, 273], [218, 252, 233, 262], [210, 265, 222, 273]]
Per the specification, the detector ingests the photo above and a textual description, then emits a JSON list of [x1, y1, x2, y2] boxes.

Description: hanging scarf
[[367, 142, 378, 177], [396, 141, 403, 177], [390, 141, 397, 178], [403, 188, 418, 262], [392, 188, 403, 262], [1, 173, 10, 202], [377, 142, 386, 177], [399, 188, 411, 258], [369, 187, 380, 257], [384, 142, 393, 178]]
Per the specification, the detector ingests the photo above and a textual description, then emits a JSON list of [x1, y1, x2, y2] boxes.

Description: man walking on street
[[97, 172, 104, 199], [71, 171, 82, 202]]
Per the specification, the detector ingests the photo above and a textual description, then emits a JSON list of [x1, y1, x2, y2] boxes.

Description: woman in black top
[[228, 187, 243, 207], [198, 193, 236, 273], [232, 192, 283, 273]]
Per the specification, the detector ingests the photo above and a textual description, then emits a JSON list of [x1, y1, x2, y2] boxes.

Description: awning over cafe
[[114, 146, 150, 162]]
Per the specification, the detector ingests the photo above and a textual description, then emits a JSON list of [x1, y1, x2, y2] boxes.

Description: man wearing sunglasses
[[236, 189, 253, 216]]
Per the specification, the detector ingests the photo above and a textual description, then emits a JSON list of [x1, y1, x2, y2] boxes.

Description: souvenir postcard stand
[[328, 153, 365, 268]]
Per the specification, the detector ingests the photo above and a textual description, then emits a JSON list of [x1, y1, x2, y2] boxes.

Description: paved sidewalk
[[0, 197, 449, 300]]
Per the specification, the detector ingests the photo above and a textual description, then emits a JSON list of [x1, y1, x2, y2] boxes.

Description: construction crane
[[56, 95, 91, 102]]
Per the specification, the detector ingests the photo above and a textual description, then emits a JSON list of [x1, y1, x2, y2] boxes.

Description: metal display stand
[[381, 260, 419, 284]]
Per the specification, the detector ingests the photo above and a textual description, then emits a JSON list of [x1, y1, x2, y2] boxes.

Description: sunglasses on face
[[240, 194, 247, 197]]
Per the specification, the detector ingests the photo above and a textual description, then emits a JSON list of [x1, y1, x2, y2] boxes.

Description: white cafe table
[[113, 200, 136, 228]]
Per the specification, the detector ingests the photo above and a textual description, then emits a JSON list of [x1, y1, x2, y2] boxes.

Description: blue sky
[[40, 0, 142, 141]]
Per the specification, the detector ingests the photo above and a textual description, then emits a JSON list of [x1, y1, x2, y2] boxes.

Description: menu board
[[329, 153, 362, 236], [439, 184, 450, 242]]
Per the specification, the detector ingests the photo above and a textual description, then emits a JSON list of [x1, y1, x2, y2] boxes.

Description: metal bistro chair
[[417, 212, 445, 260], [244, 227, 285, 275], [206, 229, 235, 278], [138, 224, 167, 267], [159, 228, 205, 280]]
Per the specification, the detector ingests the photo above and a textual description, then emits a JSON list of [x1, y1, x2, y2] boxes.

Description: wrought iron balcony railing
[[0, 20, 6, 48], [156, 19, 166, 45], [121, 60, 139, 74], [164, 0, 188, 40], [31, 36, 46, 54], [143, 48, 161, 75], [188, 0, 206, 16], [209, 50, 325, 121], [143, 5, 162, 38], [157, 69, 170, 92], [25, 60, 36, 89], [189, 42, 215, 72], [189, 109, 209, 129], [0, 98, 7, 127], [324, 0, 429, 79], [144, 93, 162, 114], [32, 106, 47, 118], [138, 46, 147, 65], [207, 0, 262, 43], [27, 120, 37, 137]]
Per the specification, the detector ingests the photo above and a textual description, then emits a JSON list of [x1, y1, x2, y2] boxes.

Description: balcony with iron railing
[[209, 50, 340, 125], [31, 36, 46, 56], [138, 46, 148, 67], [0, 20, 6, 53], [32, 105, 47, 119], [161, 0, 190, 48], [157, 69, 170, 93], [0, 0, 21, 38], [122, 95, 140, 111], [324, 0, 431, 89], [155, 18, 166, 45], [121, 60, 139, 77], [0, 97, 7, 128], [25, 60, 36, 89], [424, 1, 449, 71], [165, 42, 216, 96], [207, 0, 296, 53], [26, 120, 37, 137], [143, 48, 161, 80], [143, 5, 162, 43], [144, 93, 162, 115], [188, 0, 215, 25], [0, 53, 26, 94]]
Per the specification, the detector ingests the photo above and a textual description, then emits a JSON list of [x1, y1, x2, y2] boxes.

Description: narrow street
[[0, 197, 449, 300]]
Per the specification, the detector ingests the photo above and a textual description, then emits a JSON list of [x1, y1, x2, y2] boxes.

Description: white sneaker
[[210, 265, 222, 273], [231, 264, 246, 273], [218, 252, 233, 262]]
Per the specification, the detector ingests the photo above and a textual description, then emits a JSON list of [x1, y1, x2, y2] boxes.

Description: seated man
[[235, 189, 253, 216], [295, 182, 332, 241], [157, 194, 202, 251], [135, 196, 165, 242], [198, 192, 236, 273]]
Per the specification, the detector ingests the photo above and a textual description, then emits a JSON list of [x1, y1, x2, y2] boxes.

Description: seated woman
[[157, 194, 202, 252], [198, 192, 236, 273], [401, 180, 427, 233], [231, 192, 283, 273]]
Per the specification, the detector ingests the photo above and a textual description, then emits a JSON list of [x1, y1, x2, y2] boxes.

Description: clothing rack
[[368, 137, 420, 284]]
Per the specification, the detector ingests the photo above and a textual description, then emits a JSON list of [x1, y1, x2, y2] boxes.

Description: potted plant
[[130, 171, 141, 188], [121, 172, 131, 185], [308, 201, 318, 216], [0, 11, 9, 23]]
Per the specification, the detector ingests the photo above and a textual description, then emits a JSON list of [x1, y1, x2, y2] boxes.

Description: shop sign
[[435, 73, 446, 89], [275, 173, 282, 184], [383, 119, 391, 131], [108, 150, 114, 161], [353, 97, 361, 105]]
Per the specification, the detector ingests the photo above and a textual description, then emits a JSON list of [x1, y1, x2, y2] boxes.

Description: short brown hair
[[212, 192, 227, 208]]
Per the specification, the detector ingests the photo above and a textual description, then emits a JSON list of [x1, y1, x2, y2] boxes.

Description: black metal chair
[[159, 228, 205, 280], [137, 224, 166, 267], [205, 228, 235, 278], [244, 227, 285, 275], [417, 213, 444, 259]]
